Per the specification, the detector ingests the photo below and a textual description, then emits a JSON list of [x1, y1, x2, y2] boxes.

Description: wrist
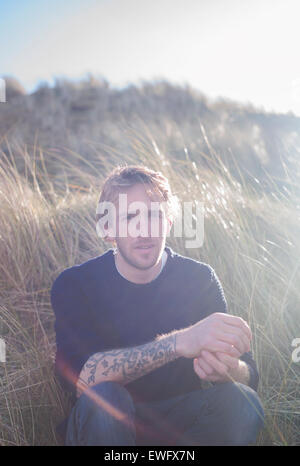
[[227, 359, 250, 385], [175, 328, 196, 358], [174, 330, 184, 357]]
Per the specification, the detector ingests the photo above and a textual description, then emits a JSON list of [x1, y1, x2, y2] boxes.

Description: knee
[[67, 381, 136, 445], [76, 381, 135, 416], [217, 382, 265, 445], [89, 380, 133, 400]]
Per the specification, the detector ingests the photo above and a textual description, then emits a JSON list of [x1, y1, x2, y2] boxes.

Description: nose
[[138, 213, 151, 237]]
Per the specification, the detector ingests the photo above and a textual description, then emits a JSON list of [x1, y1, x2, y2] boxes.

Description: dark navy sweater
[[51, 246, 259, 406]]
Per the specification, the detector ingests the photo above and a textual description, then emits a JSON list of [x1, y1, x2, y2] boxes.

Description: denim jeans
[[65, 381, 264, 446]]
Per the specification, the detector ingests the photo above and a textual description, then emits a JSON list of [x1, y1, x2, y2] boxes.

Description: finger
[[217, 313, 252, 340], [221, 331, 248, 354], [215, 352, 239, 369], [215, 352, 239, 370], [196, 354, 215, 375], [223, 323, 251, 352], [207, 374, 223, 382], [214, 331, 246, 355], [203, 373, 223, 382], [193, 358, 210, 379], [204, 339, 241, 357], [201, 350, 229, 377], [194, 358, 222, 382]]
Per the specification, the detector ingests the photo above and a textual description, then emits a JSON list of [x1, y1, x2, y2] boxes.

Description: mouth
[[135, 244, 155, 250]]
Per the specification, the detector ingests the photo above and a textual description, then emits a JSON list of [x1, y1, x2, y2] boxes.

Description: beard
[[115, 239, 164, 271]]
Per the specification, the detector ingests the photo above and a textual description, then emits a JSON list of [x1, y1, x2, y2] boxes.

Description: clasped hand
[[186, 312, 252, 383], [193, 349, 241, 382]]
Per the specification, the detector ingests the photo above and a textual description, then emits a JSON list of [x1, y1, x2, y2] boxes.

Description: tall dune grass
[[0, 128, 299, 445]]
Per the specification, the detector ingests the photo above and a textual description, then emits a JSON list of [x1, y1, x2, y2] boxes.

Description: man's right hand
[[176, 312, 252, 359]]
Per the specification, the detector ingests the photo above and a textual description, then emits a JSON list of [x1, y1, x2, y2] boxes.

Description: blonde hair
[[96, 165, 179, 225]]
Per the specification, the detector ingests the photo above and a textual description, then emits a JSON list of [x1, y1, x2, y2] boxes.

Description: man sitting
[[51, 165, 264, 445]]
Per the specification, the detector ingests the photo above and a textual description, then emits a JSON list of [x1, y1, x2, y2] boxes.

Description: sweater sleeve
[[201, 266, 260, 392], [50, 269, 94, 400]]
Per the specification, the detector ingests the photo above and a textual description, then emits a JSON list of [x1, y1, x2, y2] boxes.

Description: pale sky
[[1, 0, 300, 115]]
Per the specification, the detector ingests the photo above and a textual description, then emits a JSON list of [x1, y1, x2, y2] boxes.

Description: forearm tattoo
[[80, 333, 178, 388]]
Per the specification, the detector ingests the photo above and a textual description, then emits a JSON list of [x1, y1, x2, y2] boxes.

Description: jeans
[[65, 381, 264, 446]]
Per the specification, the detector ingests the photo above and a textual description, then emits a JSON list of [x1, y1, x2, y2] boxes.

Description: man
[[51, 165, 264, 446]]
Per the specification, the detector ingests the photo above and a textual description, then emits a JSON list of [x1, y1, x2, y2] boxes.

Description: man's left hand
[[193, 350, 240, 383]]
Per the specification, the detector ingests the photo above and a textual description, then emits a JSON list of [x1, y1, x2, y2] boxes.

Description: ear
[[103, 229, 117, 247], [96, 221, 117, 246], [166, 217, 173, 235]]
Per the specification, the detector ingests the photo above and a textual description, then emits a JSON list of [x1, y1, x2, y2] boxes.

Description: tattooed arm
[[76, 312, 251, 397], [76, 332, 178, 397]]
